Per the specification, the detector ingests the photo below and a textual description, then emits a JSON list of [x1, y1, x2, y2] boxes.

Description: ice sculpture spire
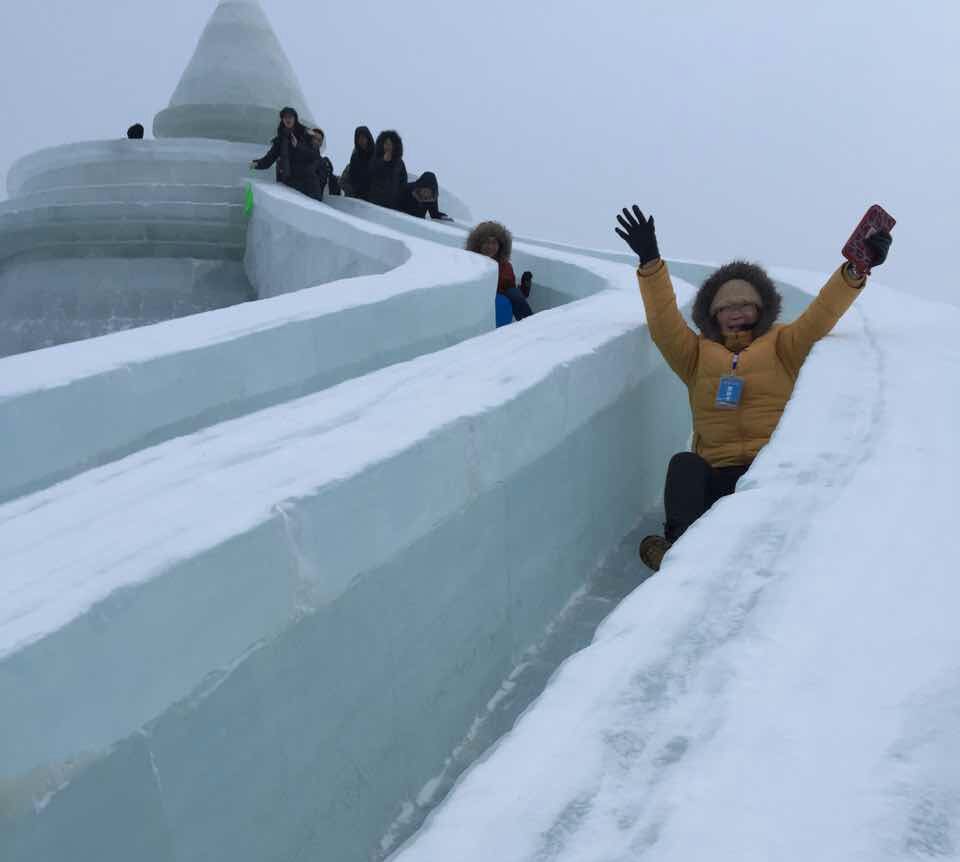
[[153, 0, 314, 144]]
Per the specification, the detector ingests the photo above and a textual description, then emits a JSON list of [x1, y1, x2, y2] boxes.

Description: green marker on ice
[[244, 182, 254, 216]]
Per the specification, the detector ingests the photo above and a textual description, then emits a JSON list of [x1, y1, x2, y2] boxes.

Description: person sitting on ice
[[397, 172, 452, 221], [126, 123, 145, 140], [249, 107, 321, 197], [466, 221, 533, 322], [367, 130, 408, 209], [341, 126, 375, 200], [615, 204, 892, 572]]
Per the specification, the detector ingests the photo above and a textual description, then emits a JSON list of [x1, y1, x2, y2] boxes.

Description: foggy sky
[[0, 0, 956, 303]]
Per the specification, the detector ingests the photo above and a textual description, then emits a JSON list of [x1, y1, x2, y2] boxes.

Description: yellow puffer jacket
[[638, 261, 865, 467]]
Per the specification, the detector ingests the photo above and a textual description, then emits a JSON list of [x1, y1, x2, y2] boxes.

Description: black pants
[[663, 452, 749, 543]]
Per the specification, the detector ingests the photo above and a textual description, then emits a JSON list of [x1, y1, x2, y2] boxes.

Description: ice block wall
[[0, 276, 692, 861], [0, 184, 493, 502]]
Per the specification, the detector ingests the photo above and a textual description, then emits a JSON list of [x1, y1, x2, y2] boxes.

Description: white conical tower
[[154, 0, 314, 144]]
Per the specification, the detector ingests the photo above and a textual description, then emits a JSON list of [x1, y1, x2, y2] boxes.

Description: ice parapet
[[0, 261, 693, 860], [0, 184, 493, 502]]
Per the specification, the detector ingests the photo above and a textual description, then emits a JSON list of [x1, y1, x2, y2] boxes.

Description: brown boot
[[639, 535, 672, 572]]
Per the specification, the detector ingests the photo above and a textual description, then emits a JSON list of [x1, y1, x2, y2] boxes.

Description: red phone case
[[842, 205, 896, 274]]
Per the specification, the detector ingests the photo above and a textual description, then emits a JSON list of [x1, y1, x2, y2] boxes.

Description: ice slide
[[391, 271, 960, 862], [5, 155, 953, 862], [1, 177, 696, 860]]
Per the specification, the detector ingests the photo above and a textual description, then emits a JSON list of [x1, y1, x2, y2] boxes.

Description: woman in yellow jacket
[[615, 205, 892, 571]]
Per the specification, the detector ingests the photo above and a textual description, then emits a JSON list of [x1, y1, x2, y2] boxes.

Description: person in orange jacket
[[615, 205, 892, 572]]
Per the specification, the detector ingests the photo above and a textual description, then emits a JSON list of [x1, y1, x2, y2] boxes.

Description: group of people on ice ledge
[[240, 107, 535, 323], [141, 107, 897, 574]]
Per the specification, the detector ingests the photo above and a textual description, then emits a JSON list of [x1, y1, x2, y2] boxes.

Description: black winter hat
[[126, 123, 145, 139], [279, 107, 299, 119]]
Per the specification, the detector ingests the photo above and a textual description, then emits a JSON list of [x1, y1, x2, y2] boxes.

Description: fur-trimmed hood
[[374, 130, 404, 161], [466, 221, 512, 263], [692, 260, 783, 343]]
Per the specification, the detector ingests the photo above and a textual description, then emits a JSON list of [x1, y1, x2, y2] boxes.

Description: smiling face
[[715, 301, 759, 334], [480, 236, 501, 259]]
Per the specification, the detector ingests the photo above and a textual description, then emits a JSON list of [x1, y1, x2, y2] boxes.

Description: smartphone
[[842, 205, 896, 274]]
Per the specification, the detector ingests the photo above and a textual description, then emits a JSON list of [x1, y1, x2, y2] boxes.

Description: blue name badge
[[716, 376, 744, 409]]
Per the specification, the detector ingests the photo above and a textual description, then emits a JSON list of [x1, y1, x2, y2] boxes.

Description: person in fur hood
[[367, 130, 408, 209], [615, 204, 892, 571], [466, 221, 533, 321]]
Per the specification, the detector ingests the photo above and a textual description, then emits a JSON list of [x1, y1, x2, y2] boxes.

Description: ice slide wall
[[0, 183, 492, 502], [0, 188, 812, 860]]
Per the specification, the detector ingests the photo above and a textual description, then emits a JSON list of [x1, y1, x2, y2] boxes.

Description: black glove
[[865, 230, 892, 269], [615, 205, 660, 266]]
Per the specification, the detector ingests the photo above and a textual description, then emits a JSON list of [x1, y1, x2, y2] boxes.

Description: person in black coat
[[367, 130, 407, 209], [397, 172, 452, 221], [249, 107, 321, 196], [306, 128, 340, 200], [341, 126, 375, 200]]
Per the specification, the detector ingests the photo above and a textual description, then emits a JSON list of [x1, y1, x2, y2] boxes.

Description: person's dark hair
[[354, 126, 373, 150], [279, 106, 298, 120], [520, 271, 533, 283], [311, 127, 325, 146], [692, 260, 783, 342], [126, 123, 145, 140], [466, 221, 513, 263], [374, 130, 404, 161]]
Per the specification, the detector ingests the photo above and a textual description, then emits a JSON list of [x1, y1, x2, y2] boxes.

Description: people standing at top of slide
[[341, 126, 376, 200], [126, 123, 145, 140], [615, 205, 893, 573], [249, 107, 321, 196], [466, 222, 534, 322], [366, 130, 407, 209]]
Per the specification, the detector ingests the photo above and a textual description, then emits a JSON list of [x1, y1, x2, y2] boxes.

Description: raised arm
[[777, 231, 892, 377], [776, 265, 863, 377], [251, 139, 280, 171], [616, 206, 699, 384]]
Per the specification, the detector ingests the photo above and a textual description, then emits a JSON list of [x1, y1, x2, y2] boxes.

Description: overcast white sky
[[0, 0, 957, 302]]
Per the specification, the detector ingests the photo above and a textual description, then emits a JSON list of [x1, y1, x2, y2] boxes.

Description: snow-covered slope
[[392, 272, 960, 862]]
